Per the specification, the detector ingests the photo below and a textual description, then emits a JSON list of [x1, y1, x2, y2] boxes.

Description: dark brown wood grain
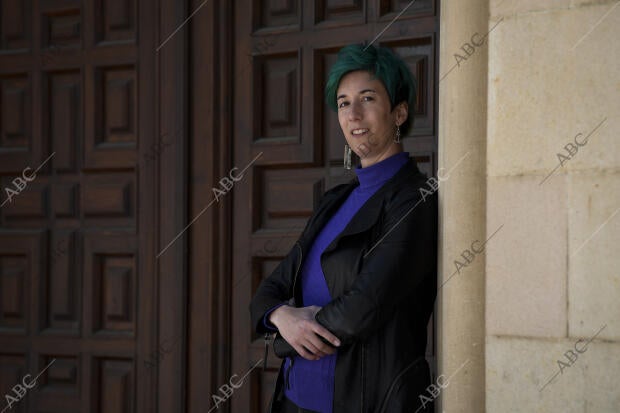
[[0, 1, 438, 412], [0, 0, 167, 412]]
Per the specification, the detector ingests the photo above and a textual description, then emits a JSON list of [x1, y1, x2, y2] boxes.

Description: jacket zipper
[[285, 357, 295, 389], [291, 242, 303, 299], [361, 343, 365, 413], [263, 332, 272, 370]]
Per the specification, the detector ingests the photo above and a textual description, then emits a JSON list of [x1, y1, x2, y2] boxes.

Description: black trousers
[[279, 395, 320, 413]]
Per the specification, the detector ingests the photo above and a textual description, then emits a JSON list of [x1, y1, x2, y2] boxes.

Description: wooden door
[[231, 1, 440, 411], [0, 1, 186, 412]]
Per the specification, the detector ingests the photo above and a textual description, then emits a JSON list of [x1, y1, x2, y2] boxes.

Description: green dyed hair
[[325, 44, 417, 135]]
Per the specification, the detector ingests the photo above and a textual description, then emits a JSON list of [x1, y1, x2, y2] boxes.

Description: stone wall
[[486, 1, 619, 411], [439, 0, 619, 411]]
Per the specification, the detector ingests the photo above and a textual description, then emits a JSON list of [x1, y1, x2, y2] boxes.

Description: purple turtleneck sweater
[[264, 152, 410, 413]]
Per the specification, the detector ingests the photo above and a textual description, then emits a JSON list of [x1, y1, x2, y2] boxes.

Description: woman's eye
[[338, 101, 348, 108], [362, 96, 373, 101]]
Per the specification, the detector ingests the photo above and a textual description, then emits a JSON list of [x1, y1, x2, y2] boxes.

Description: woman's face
[[336, 70, 408, 168]]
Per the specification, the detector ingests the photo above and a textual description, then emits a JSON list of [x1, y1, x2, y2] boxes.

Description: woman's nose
[[348, 101, 362, 121]]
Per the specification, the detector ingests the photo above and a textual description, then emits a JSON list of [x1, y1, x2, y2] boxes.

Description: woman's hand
[[269, 305, 341, 360]]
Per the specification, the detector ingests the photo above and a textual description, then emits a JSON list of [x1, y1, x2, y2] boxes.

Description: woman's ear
[[394, 102, 408, 126]]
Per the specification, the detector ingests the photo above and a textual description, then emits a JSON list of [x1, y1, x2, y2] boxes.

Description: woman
[[250, 44, 438, 413]]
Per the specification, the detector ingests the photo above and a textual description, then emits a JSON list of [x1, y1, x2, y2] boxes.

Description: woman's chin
[[352, 142, 370, 159]]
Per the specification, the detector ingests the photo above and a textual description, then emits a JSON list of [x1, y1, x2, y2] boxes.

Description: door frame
[[140, 0, 192, 411], [186, 0, 235, 412]]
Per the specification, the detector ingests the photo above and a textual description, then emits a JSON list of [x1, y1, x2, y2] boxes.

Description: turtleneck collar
[[354, 151, 410, 192]]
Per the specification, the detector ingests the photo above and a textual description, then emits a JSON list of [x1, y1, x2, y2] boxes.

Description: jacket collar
[[298, 157, 421, 254]]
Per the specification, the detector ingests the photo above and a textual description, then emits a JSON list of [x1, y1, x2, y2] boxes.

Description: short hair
[[325, 44, 417, 135]]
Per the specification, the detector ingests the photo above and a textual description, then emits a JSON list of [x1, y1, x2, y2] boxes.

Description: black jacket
[[250, 157, 438, 413]]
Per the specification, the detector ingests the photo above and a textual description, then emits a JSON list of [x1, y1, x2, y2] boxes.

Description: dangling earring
[[343, 144, 352, 170], [394, 124, 401, 144]]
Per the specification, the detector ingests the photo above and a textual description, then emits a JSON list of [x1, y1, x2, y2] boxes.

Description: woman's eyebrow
[[337, 89, 377, 100]]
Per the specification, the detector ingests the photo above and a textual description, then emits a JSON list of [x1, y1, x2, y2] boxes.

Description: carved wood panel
[[0, 1, 156, 412]]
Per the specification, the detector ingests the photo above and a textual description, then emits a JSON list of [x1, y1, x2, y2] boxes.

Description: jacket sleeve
[[315, 186, 438, 345], [262, 302, 288, 331], [249, 184, 349, 335], [249, 246, 299, 335]]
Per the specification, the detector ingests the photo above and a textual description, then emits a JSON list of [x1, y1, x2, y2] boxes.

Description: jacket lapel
[[323, 157, 419, 253], [293, 157, 421, 301], [298, 157, 420, 256], [298, 182, 356, 253]]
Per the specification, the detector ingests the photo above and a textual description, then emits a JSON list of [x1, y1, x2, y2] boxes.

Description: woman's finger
[[307, 334, 336, 356], [311, 324, 341, 347], [300, 340, 325, 359], [294, 343, 317, 361]]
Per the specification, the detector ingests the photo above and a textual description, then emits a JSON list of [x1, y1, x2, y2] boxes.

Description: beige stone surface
[[487, 335, 620, 412], [487, 1, 620, 177], [582, 339, 620, 411], [437, 0, 489, 411], [486, 174, 567, 337], [567, 171, 620, 339], [441, 0, 619, 412], [491, 0, 617, 18]]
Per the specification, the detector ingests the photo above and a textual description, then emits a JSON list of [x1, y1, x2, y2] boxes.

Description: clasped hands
[[269, 305, 341, 361]]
